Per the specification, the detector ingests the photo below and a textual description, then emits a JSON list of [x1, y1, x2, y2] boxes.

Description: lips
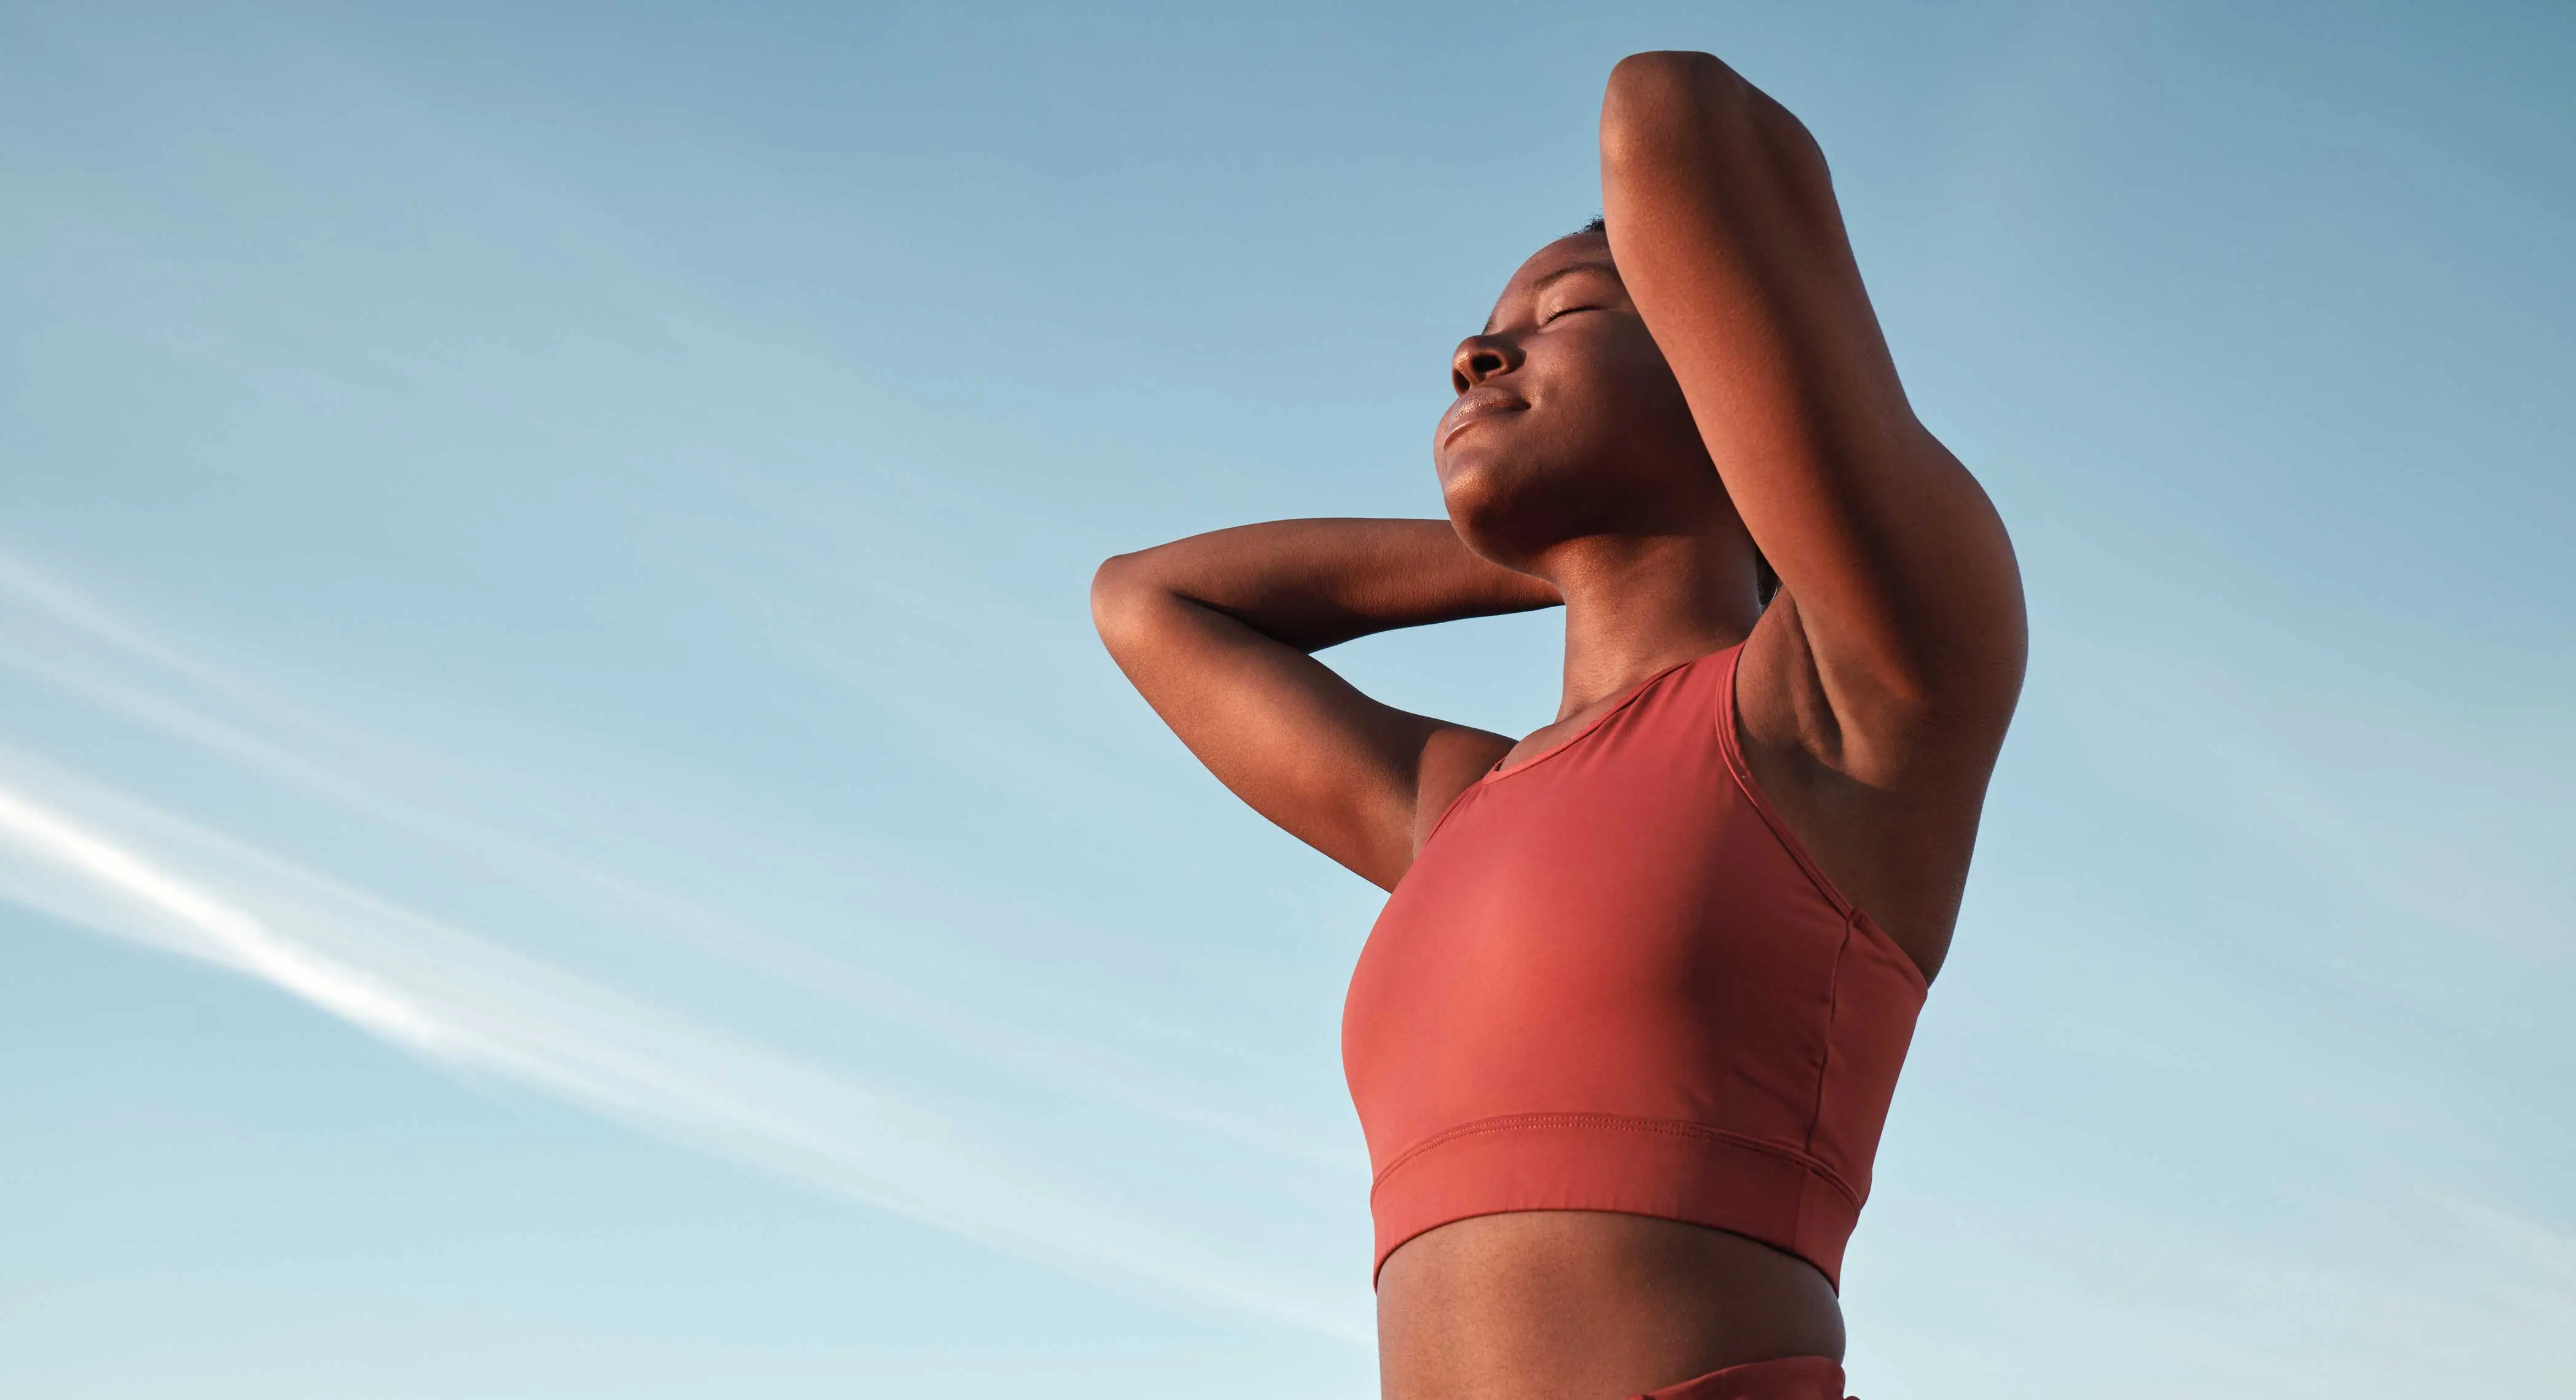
[[1439, 387, 1528, 448]]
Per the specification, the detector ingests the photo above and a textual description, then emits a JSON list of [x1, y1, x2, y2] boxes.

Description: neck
[[1539, 532, 1761, 722]]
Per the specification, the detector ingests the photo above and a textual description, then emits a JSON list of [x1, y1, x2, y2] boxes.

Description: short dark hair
[[1579, 214, 1608, 236]]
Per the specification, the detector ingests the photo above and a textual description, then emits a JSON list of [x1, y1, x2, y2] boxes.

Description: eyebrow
[[1483, 260, 1622, 334]]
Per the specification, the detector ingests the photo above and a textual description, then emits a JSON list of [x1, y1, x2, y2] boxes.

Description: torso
[[1376, 1212, 1844, 1400], [1351, 640, 1936, 1398]]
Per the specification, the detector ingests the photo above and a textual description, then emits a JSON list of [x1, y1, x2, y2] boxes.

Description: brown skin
[[1093, 52, 2024, 1400]]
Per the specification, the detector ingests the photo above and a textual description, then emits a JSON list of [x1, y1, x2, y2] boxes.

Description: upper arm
[[1599, 52, 2026, 772], [1090, 556, 1508, 891]]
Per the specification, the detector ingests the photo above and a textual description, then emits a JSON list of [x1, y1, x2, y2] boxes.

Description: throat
[[1545, 537, 1761, 722]]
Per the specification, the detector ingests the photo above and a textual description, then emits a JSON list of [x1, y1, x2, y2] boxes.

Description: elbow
[[1600, 51, 1742, 164], [1090, 553, 1144, 646], [1600, 51, 1826, 194], [1089, 549, 1175, 655], [1606, 49, 1734, 103]]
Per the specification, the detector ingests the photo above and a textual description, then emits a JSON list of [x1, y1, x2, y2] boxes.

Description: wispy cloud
[[0, 542, 1364, 1174], [0, 774, 444, 1048], [0, 543, 1364, 1333], [0, 755, 1365, 1339]]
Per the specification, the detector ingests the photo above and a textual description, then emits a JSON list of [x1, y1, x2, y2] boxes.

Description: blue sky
[[2, 2, 2569, 1396]]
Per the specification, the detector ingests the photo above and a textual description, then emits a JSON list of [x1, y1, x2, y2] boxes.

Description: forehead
[[1486, 232, 1620, 329]]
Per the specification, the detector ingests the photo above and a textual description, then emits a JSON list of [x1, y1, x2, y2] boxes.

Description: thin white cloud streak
[[0, 551, 286, 714], [0, 760, 1367, 1340], [2158, 1195, 2576, 1395], [0, 544, 1363, 1172], [2058, 632, 2576, 999], [0, 781, 444, 1049]]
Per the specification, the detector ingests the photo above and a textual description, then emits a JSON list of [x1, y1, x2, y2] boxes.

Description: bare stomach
[[1374, 1211, 1845, 1400]]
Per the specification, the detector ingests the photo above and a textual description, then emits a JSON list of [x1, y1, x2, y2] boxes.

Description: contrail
[[0, 765, 1368, 1340]]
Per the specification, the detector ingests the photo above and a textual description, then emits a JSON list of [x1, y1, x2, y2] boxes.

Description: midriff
[[1375, 1211, 1844, 1400]]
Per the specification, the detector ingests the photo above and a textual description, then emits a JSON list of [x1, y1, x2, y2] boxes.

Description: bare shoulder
[[1412, 723, 1516, 854]]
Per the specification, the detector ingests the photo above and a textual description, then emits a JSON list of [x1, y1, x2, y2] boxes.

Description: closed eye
[[1542, 304, 1601, 324]]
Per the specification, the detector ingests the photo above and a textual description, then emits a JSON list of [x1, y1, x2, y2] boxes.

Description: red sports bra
[[1341, 642, 1926, 1290]]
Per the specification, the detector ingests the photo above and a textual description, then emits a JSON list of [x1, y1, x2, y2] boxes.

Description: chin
[[1440, 462, 1583, 569]]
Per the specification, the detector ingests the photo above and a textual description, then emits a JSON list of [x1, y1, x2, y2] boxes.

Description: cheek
[[1603, 363, 1708, 473], [1522, 341, 1611, 426], [1539, 336, 1687, 447], [1595, 330, 1691, 414]]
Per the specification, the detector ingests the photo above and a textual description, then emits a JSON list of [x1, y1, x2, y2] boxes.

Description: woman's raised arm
[[1598, 52, 2026, 776]]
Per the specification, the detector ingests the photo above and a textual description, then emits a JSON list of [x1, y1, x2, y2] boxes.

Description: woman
[[1092, 51, 2025, 1400]]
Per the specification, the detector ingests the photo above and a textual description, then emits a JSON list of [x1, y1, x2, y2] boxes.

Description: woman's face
[[1434, 232, 1724, 568]]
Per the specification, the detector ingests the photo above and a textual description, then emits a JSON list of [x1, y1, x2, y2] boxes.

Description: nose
[[1450, 334, 1520, 395]]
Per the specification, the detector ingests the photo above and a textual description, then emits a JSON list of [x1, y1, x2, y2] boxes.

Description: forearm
[[1093, 518, 1558, 654]]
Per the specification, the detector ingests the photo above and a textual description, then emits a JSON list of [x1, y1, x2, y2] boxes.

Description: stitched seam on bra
[[1480, 653, 1703, 787], [1719, 648, 1933, 996], [1409, 653, 1707, 860], [1803, 910, 1855, 1163], [1417, 773, 1482, 847], [1369, 1111, 1863, 1208], [1716, 645, 1856, 920]]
